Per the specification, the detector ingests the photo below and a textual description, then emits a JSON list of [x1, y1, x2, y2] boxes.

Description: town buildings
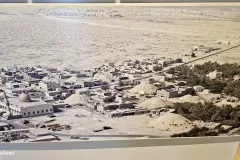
[[0, 93, 53, 118], [157, 86, 193, 99], [0, 57, 188, 119]]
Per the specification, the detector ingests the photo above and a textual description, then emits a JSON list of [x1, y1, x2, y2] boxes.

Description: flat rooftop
[[0, 97, 48, 109], [0, 122, 10, 127]]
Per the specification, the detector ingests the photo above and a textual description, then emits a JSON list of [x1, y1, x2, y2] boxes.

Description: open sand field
[[12, 106, 170, 138], [0, 4, 240, 70]]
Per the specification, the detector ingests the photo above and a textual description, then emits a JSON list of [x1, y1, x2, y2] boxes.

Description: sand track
[[45, 16, 197, 36]]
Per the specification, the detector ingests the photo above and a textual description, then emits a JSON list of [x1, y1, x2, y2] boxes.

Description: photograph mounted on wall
[[0, 1, 239, 156]]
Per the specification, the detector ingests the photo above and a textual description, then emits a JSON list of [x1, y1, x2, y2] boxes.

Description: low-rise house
[[97, 103, 119, 112], [128, 74, 142, 79], [58, 74, 71, 80], [194, 86, 205, 92], [118, 76, 129, 81], [206, 70, 222, 79], [61, 82, 81, 90], [158, 86, 193, 99], [108, 108, 150, 118], [157, 89, 178, 99], [75, 88, 90, 95], [39, 81, 61, 91], [165, 73, 175, 79], [0, 70, 16, 77], [203, 89, 210, 94], [131, 80, 141, 86], [119, 102, 134, 109], [0, 76, 14, 84], [115, 86, 133, 91], [83, 81, 95, 87], [115, 94, 128, 103], [152, 75, 166, 82], [83, 80, 107, 88], [176, 86, 193, 97], [5, 82, 27, 89], [75, 73, 90, 78], [45, 91, 61, 97], [5, 88, 29, 95], [142, 78, 155, 84], [52, 100, 70, 109], [24, 79, 42, 86], [45, 68, 58, 74], [97, 102, 134, 113], [27, 71, 42, 79], [15, 74, 24, 81], [60, 88, 75, 95]]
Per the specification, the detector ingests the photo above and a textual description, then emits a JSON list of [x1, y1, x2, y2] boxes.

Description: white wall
[[21, 104, 53, 118]]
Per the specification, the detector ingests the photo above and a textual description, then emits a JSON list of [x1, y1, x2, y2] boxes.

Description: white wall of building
[[21, 104, 53, 118]]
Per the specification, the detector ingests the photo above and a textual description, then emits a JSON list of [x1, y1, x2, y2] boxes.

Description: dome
[[19, 93, 31, 102]]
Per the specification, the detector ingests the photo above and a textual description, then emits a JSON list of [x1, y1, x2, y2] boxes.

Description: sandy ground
[[0, 5, 239, 70], [16, 106, 171, 138]]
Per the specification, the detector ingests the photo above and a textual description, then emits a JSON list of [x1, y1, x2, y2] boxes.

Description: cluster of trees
[[171, 127, 218, 137], [175, 58, 183, 63], [175, 62, 240, 97], [223, 80, 240, 99], [152, 65, 162, 72], [193, 62, 240, 79], [176, 67, 226, 93], [167, 102, 240, 127]]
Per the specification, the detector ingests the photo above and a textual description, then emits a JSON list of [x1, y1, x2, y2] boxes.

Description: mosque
[[0, 93, 53, 118]]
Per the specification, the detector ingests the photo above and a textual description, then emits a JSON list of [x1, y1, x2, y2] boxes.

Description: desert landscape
[[0, 4, 239, 142], [0, 4, 240, 70]]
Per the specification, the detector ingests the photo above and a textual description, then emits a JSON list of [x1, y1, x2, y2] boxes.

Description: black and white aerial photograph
[[0, 1, 240, 143]]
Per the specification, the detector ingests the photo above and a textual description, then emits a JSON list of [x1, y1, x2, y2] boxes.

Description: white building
[[39, 81, 61, 91], [6, 82, 27, 89], [52, 100, 70, 108], [193, 86, 205, 92], [0, 75, 14, 84], [206, 70, 222, 80], [203, 89, 210, 94], [5, 88, 29, 95], [152, 75, 166, 82], [0, 94, 53, 118], [45, 91, 61, 97], [0, 129, 30, 137]]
